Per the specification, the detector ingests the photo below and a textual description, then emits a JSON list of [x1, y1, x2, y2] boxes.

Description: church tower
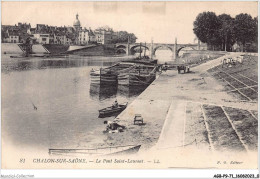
[[73, 13, 81, 31]]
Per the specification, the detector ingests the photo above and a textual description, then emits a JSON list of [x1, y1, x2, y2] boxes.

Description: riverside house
[[6, 29, 20, 43]]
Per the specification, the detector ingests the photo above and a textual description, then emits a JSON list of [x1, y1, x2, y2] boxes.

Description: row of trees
[[193, 12, 257, 52], [112, 31, 137, 44]]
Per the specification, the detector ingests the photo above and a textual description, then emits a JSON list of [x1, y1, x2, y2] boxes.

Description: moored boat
[[118, 65, 157, 86], [98, 102, 128, 118], [10, 55, 26, 58], [49, 144, 141, 157], [122, 55, 158, 65], [90, 63, 135, 84]]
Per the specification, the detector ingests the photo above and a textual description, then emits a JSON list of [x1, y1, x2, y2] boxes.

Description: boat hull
[[98, 103, 128, 118], [108, 145, 141, 156], [118, 73, 156, 86], [90, 63, 135, 85], [122, 59, 158, 65], [49, 145, 141, 157]]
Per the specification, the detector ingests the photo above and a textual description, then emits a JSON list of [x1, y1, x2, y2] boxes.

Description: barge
[[118, 65, 157, 86], [90, 63, 135, 84]]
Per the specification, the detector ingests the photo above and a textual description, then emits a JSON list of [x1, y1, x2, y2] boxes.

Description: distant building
[[95, 30, 103, 44], [66, 26, 75, 34], [78, 28, 89, 45], [33, 33, 50, 44], [94, 29, 118, 44], [2, 31, 9, 43], [27, 27, 36, 35], [1, 23, 31, 43], [2, 14, 126, 46], [17, 22, 31, 33], [88, 28, 96, 43], [49, 34, 54, 44], [7, 29, 20, 43], [32, 24, 50, 44], [65, 34, 73, 45], [73, 14, 81, 32]]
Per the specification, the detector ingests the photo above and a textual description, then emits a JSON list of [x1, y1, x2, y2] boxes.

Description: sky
[[1, 1, 258, 44]]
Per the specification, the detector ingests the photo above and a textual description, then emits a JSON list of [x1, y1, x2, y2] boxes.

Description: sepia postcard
[[1, 1, 258, 174]]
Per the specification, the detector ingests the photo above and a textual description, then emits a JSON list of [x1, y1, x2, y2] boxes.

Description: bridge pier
[[126, 37, 130, 55], [126, 43, 130, 55], [174, 37, 177, 60], [150, 38, 154, 59]]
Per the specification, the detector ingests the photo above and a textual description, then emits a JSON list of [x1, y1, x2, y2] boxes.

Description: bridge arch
[[116, 44, 127, 49], [116, 48, 126, 54], [130, 45, 149, 55], [176, 46, 196, 57], [153, 45, 173, 56]]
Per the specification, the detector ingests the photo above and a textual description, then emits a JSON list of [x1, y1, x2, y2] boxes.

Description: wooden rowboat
[[98, 102, 128, 118], [10, 55, 25, 58], [49, 144, 141, 157]]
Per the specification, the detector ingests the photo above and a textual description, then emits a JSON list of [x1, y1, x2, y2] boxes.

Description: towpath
[[114, 52, 257, 158]]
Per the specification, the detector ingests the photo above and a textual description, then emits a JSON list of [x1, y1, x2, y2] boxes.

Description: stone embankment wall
[[1, 43, 24, 54], [2, 43, 50, 54], [66, 44, 116, 56], [43, 44, 69, 54], [1, 43, 117, 56]]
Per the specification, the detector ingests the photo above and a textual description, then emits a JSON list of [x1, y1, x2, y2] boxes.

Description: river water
[[2, 49, 172, 151]]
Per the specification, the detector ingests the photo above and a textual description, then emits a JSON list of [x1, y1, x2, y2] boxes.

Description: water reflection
[[118, 85, 148, 98], [90, 83, 118, 101], [90, 83, 148, 101], [1, 55, 126, 73], [2, 59, 117, 72]]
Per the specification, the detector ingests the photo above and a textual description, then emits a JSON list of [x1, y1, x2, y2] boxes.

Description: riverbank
[[1, 43, 118, 56], [105, 52, 257, 168], [1, 54, 135, 73]]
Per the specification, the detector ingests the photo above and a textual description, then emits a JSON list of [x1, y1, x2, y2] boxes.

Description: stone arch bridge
[[115, 42, 200, 59]]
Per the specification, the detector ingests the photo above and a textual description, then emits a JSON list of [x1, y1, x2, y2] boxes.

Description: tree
[[218, 14, 235, 51], [193, 11, 222, 50], [128, 33, 137, 43], [1, 30, 4, 42], [233, 13, 256, 52], [117, 31, 128, 42], [253, 17, 258, 43], [111, 31, 137, 43]]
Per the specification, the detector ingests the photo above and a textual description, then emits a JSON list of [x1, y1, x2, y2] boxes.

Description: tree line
[[96, 26, 137, 44], [193, 12, 257, 52], [112, 31, 137, 44]]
